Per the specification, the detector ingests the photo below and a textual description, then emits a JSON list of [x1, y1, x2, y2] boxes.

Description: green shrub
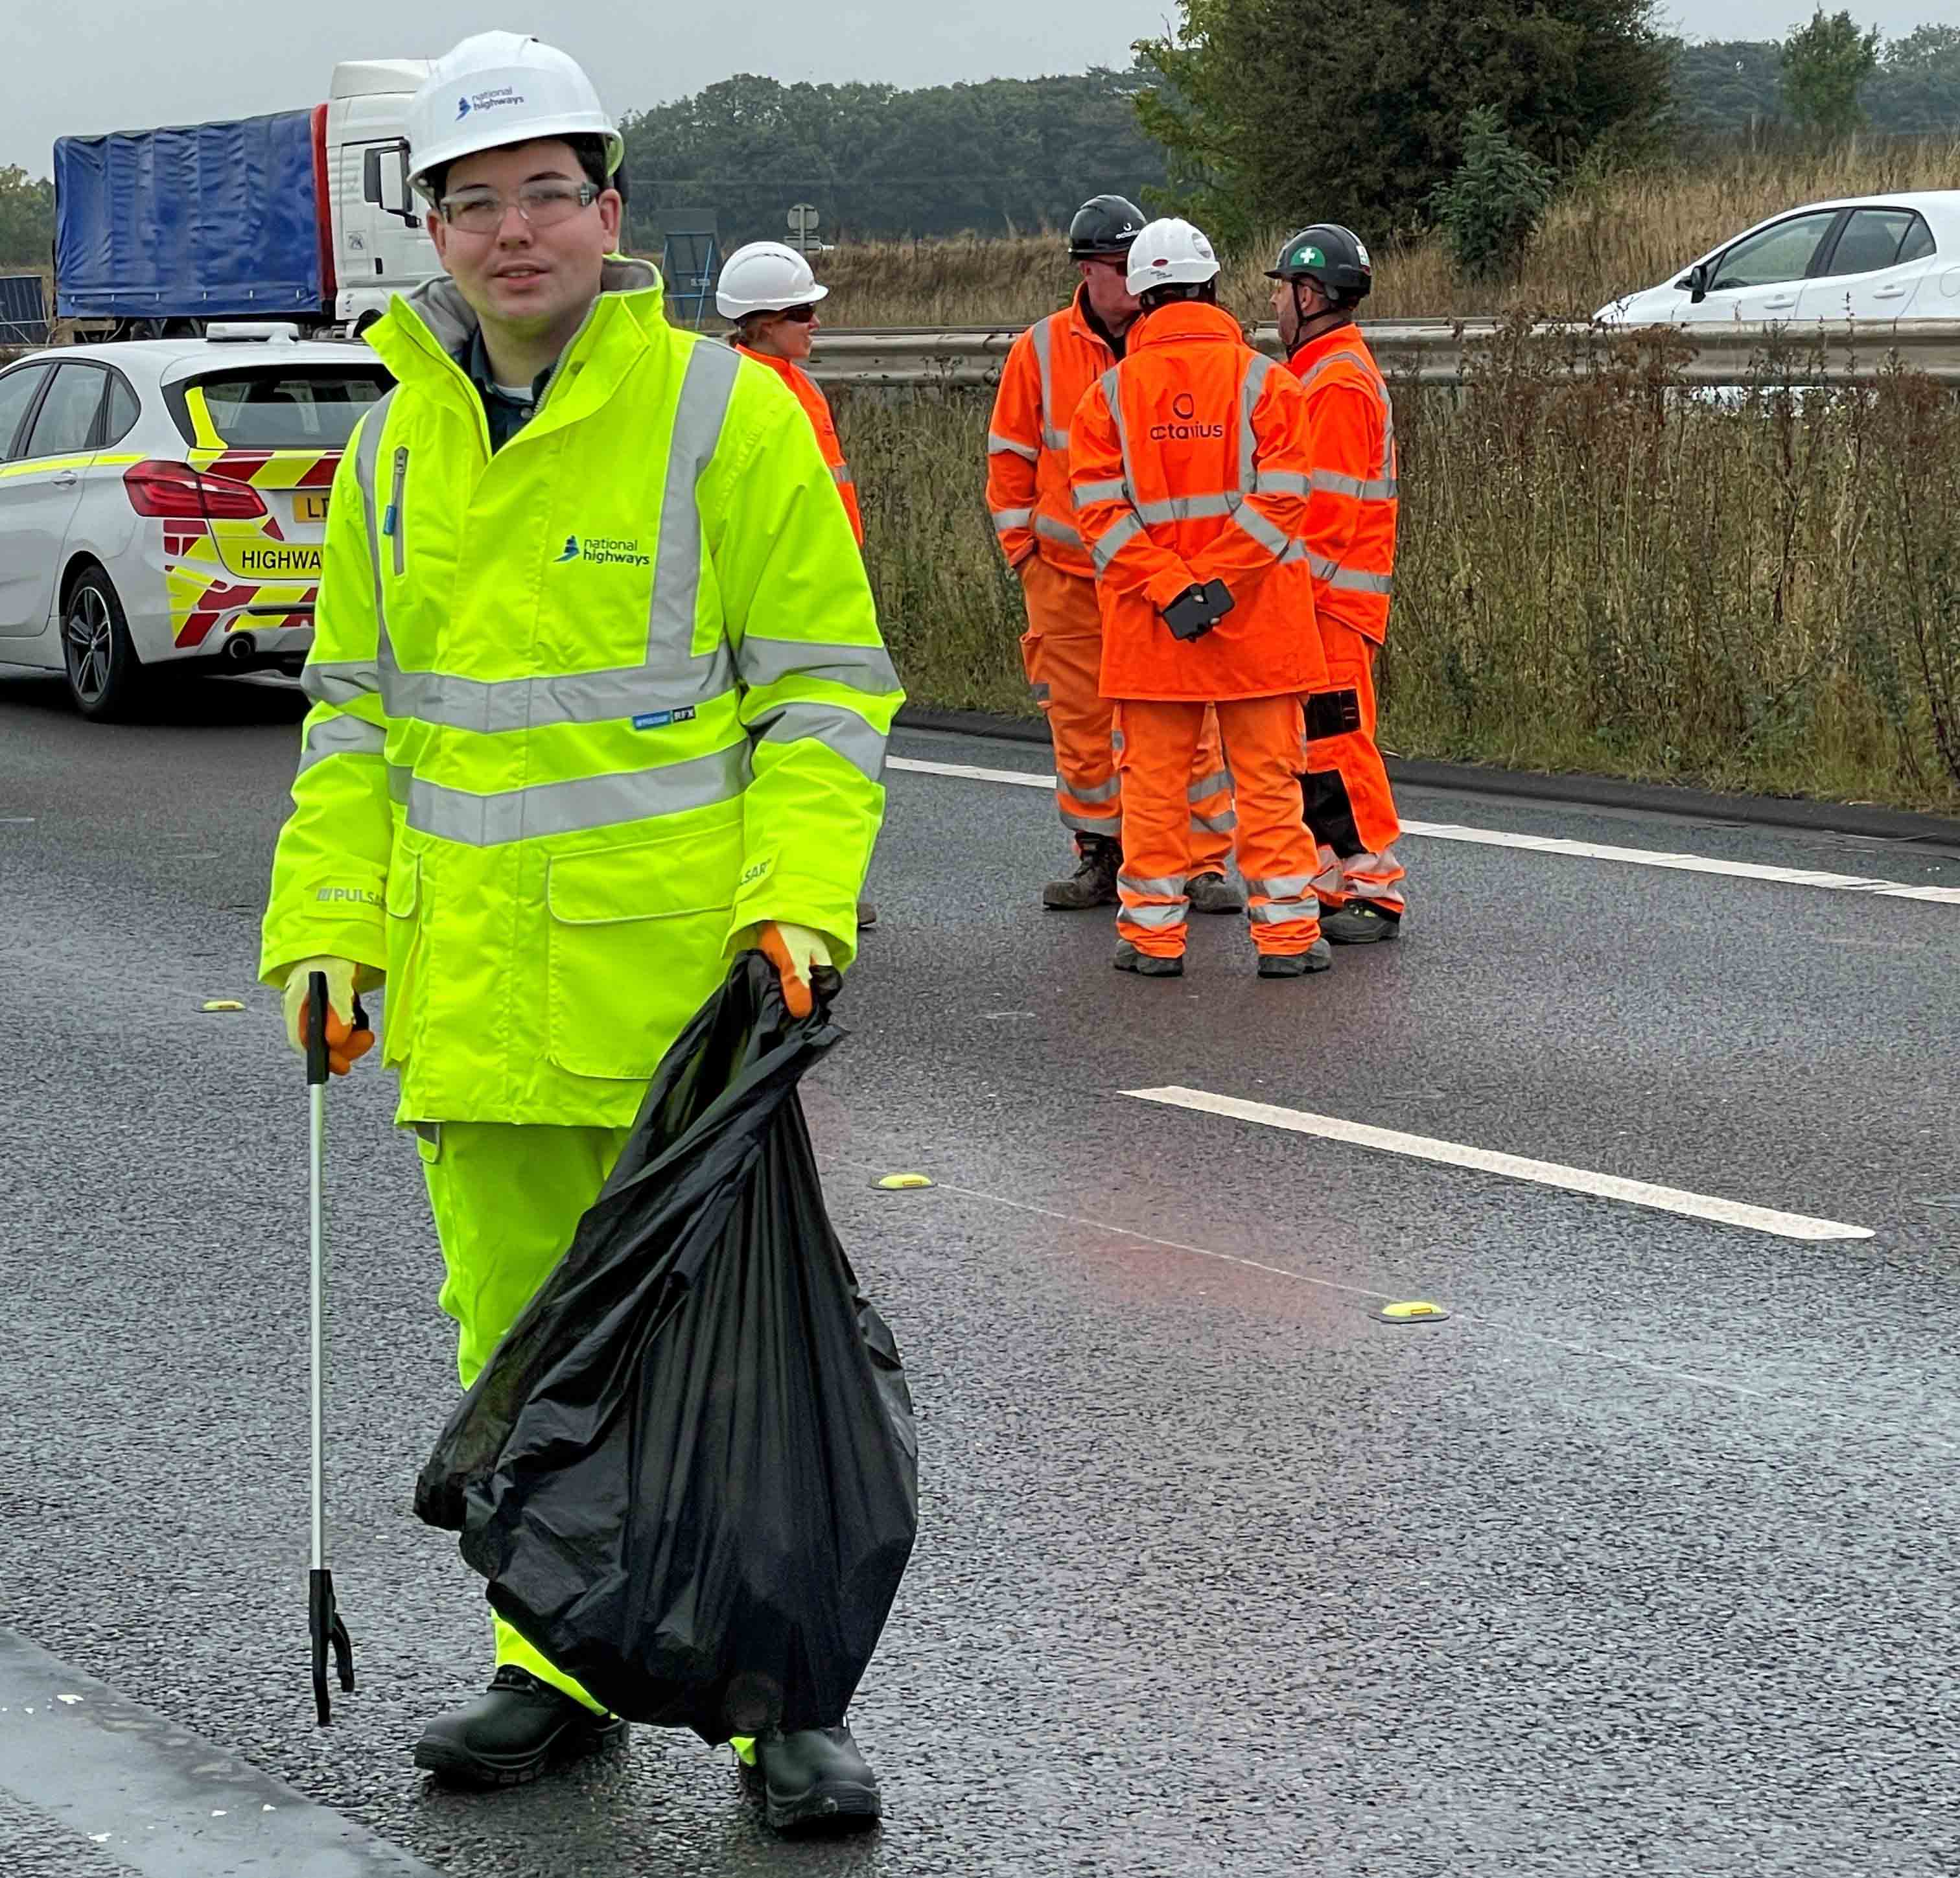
[[1429, 108, 1557, 281]]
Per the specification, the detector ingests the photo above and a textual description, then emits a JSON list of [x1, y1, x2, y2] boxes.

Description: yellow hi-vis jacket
[[259, 261, 902, 1127]]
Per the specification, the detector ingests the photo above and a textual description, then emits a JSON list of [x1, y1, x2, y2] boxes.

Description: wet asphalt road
[[2, 668, 1958, 1877]]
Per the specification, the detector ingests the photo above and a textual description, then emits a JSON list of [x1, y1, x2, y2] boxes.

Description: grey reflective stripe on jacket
[[1296, 347, 1398, 493], [296, 712, 388, 773], [749, 701, 887, 783], [1031, 317, 1071, 452], [1034, 514, 1085, 550], [988, 430, 1038, 461], [1084, 354, 1301, 571], [401, 742, 752, 847]]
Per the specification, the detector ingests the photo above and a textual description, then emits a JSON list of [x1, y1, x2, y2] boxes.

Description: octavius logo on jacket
[[1150, 391, 1225, 443], [556, 535, 651, 568]]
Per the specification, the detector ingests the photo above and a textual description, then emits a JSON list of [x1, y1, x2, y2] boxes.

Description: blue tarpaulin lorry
[[52, 62, 437, 340]]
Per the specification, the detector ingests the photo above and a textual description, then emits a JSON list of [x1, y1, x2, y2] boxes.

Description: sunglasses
[[772, 305, 819, 325]]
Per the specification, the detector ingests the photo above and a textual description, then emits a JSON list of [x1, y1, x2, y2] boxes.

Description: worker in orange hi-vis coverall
[[1268, 223, 1406, 944], [1069, 217, 1331, 982], [986, 193, 1239, 916]]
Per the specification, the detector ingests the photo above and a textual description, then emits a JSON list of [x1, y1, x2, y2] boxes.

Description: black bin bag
[[415, 952, 917, 1741]]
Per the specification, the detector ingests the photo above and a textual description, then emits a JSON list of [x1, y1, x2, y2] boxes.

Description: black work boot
[[1257, 940, 1334, 978], [1321, 901, 1401, 944], [740, 1724, 881, 1836], [413, 1666, 627, 1788], [1114, 940, 1184, 978], [1043, 836, 1120, 910], [1187, 871, 1244, 914]]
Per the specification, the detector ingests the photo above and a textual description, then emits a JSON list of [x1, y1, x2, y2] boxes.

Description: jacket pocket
[[380, 844, 421, 1067], [544, 822, 743, 1082]]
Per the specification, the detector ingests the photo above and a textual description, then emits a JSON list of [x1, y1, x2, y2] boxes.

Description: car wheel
[[62, 566, 152, 722]]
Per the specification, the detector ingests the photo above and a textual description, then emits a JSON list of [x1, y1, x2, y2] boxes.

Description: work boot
[[1043, 837, 1119, 910], [412, 1666, 627, 1789], [1256, 940, 1333, 979], [1320, 901, 1401, 945], [1187, 871, 1244, 915], [1114, 940, 1184, 978], [857, 898, 878, 929], [740, 1724, 881, 1837]]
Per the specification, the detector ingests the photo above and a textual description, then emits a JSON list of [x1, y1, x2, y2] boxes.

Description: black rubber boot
[[740, 1724, 881, 1836], [1257, 940, 1334, 978], [1321, 901, 1400, 944], [1044, 836, 1120, 910], [1114, 940, 1184, 978], [413, 1666, 627, 1789], [1187, 871, 1244, 914]]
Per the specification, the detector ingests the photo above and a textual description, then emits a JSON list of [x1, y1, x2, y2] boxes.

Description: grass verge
[[839, 327, 1960, 816]]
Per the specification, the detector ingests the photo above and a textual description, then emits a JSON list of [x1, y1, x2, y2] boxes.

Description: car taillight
[[122, 459, 267, 520]]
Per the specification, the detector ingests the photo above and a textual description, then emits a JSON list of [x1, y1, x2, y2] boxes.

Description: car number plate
[[296, 491, 330, 524]]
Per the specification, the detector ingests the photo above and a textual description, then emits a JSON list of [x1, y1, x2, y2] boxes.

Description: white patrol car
[[0, 323, 391, 719]]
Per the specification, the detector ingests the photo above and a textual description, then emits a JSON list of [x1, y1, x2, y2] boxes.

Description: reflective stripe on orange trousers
[[1112, 695, 1322, 958], [1019, 555, 1231, 870], [1303, 621, 1406, 914]]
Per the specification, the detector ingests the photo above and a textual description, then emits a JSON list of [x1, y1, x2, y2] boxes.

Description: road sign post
[[788, 203, 821, 253]]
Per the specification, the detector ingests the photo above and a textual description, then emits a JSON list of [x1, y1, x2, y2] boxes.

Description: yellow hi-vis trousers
[[419, 1121, 629, 1715]]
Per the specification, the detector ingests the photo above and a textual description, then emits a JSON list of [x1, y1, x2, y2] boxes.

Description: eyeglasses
[[439, 180, 601, 234], [1082, 255, 1128, 273], [773, 305, 819, 325]]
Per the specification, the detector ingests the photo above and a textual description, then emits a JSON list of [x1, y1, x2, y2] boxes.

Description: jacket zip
[[389, 446, 408, 577]]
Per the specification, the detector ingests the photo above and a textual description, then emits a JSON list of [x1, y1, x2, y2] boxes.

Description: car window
[[1899, 217, 1937, 265], [179, 368, 391, 450], [1709, 212, 1839, 293], [1823, 208, 1922, 277], [103, 374, 141, 447], [23, 363, 108, 459], [0, 364, 51, 460]]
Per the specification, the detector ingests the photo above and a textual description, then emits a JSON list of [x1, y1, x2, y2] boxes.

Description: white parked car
[[1595, 191, 1960, 328], [0, 325, 391, 719]]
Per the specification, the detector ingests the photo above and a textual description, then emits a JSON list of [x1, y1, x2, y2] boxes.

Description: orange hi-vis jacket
[[986, 288, 1123, 577], [1068, 301, 1329, 703], [1283, 325, 1397, 642], [736, 344, 865, 546]]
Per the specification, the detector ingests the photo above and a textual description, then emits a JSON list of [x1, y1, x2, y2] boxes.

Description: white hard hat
[[716, 242, 830, 319], [408, 32, 624, 198], [1126, 217, 1221, 297]]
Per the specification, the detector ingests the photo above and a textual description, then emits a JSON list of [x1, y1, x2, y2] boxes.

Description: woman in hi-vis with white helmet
[[719, 242, 863, 547], [720, 242, 881, 927]]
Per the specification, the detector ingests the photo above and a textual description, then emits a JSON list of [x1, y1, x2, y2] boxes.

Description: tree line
[[2, 17, 1959, 268]]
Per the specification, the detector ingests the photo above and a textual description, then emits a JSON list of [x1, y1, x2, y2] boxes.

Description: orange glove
[[281, 956, 376, 1076], [759, 922, 833, 1020]]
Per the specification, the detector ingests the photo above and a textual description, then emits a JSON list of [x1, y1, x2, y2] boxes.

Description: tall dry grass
[[835, 335, 1960, 813], [805, 137, 1960, 328]]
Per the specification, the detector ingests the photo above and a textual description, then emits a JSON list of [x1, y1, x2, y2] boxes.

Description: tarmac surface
[[3, 667, 1957, 1875]]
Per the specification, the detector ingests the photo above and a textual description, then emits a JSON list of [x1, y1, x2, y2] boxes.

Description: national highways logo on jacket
[[556, 535, 651, 568]]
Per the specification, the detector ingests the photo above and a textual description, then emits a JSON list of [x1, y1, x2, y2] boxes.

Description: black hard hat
[[1266, 223, 1373, 305], [1068, 194, 1147, 259]]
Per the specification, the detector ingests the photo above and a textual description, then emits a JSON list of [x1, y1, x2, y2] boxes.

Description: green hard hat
[[1266, 223, 1373, 303]]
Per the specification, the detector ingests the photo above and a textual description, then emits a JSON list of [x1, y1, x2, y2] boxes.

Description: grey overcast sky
[[6, 1, 1955, 175]]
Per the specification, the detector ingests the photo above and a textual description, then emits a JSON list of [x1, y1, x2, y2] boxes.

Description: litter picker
[[307, 971, 358, 1725]]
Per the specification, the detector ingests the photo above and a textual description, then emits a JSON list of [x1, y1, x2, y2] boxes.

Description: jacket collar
[[368, 258, 668, 433], [734, 342, 805, 386], [1066, 284, 1128, 360], [1128, 300, 1247, 354], [1289, 319, 1367, 372]]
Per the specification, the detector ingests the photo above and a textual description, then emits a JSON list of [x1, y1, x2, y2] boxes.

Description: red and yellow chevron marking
[[163, 443, 342, 647], [185, 447, 339, 491]]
